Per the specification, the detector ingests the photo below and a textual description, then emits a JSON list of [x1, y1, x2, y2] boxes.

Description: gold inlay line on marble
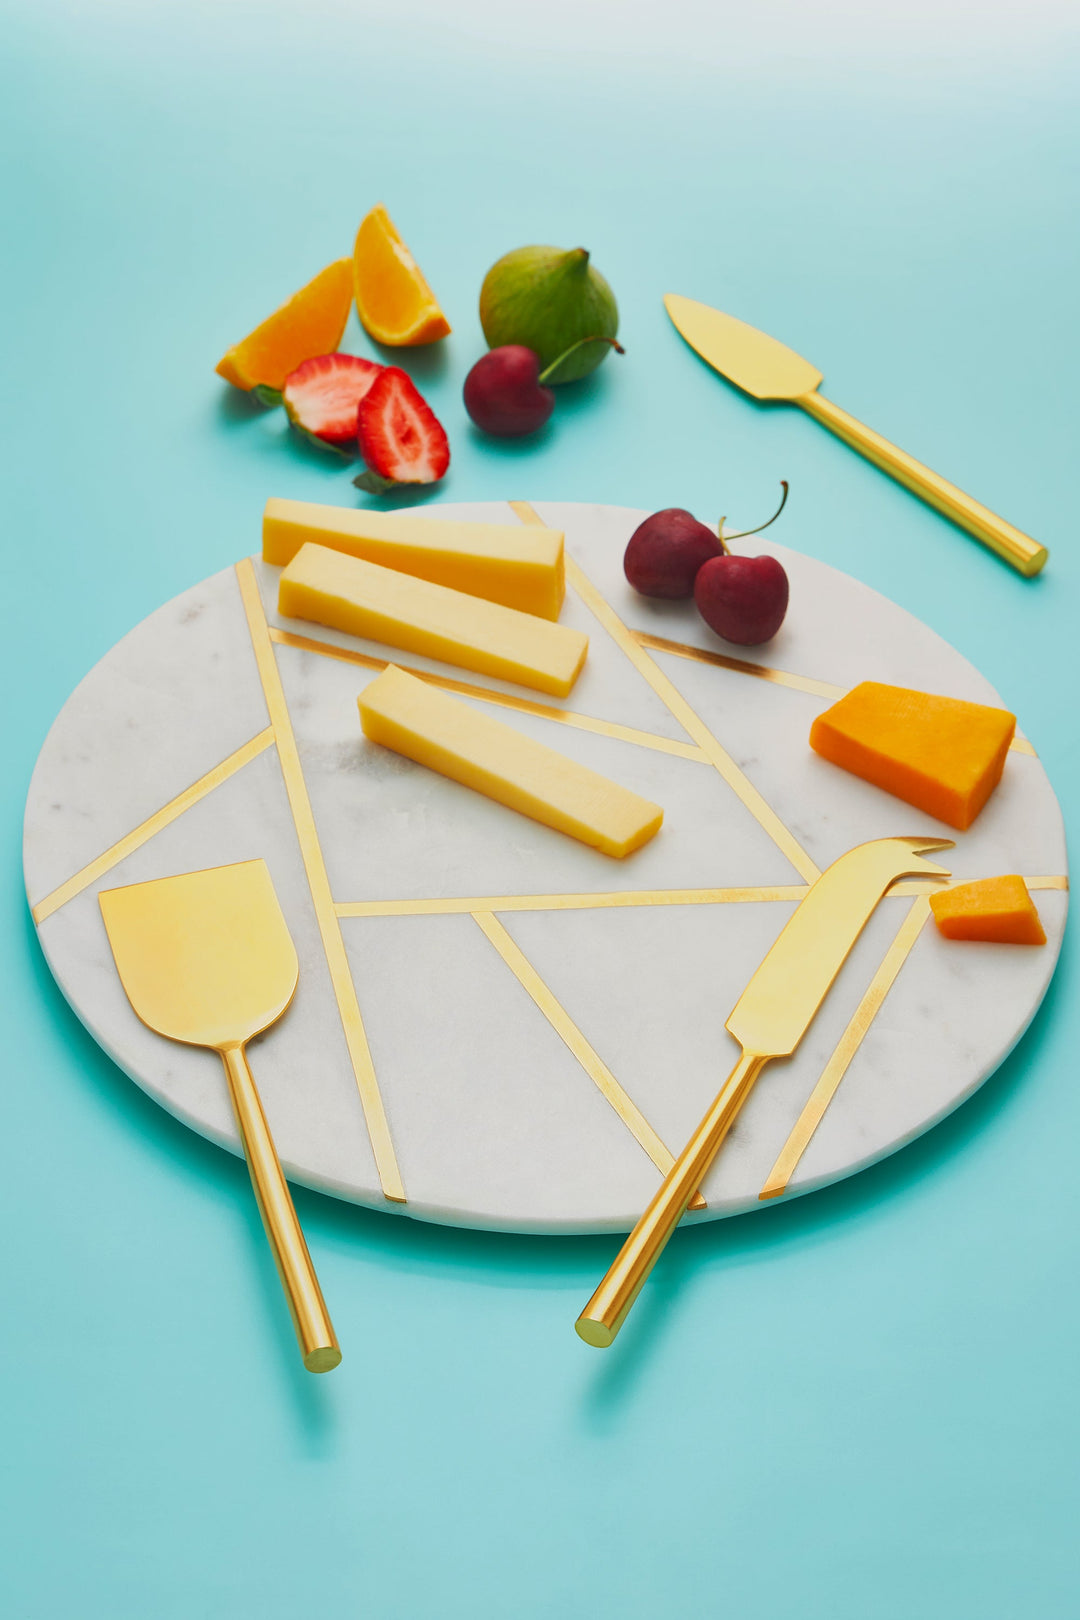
[[335, 874, 1068, 918], [235, 560, 406, 1204], [634, 632, 845, 700], [30, 728, 276, 925], [508, 504, 822, 886], [269, 627, 706, 763], [471, 911, 707, 1211], [564, 557, 823, 883], [759, 896, 933, 1201], [633, 630, 1037, 756], [336, 885, 809, 919], [891, 873, 1068, 897]]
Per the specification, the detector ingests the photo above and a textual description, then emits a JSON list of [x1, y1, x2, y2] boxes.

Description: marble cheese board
[[23, 501, 1068, 1233]]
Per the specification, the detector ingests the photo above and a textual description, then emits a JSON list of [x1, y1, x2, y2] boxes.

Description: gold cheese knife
[[99, 860, 341, 1373], [664, 294, 1047, 577], [576, 835, 952, 1348]]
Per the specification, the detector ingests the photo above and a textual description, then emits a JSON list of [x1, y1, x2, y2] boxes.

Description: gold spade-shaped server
[[99, 859, 340, 1373]]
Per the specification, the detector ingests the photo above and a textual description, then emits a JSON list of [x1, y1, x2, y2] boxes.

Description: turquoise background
[[3, 3, 1078, 1614]]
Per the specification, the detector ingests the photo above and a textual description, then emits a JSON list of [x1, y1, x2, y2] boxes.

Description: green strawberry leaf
[[252, 384, 283, 407], [288, 418, 355, 458], [353, 468, 400, 495]]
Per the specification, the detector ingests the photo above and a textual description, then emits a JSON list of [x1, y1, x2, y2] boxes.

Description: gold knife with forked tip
[[664, 293, 1047, 577], [576, 835, 953, 1348]]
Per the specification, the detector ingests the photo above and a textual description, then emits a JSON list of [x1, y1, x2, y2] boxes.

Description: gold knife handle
[[799, 390, 1048, 577], [576, 1050, 768, 1348], [221, 1045, 341, 1373]]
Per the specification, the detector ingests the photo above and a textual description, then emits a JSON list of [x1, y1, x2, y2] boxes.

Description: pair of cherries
[[462, 345, 789, 647], [623, 494, 790, 646]]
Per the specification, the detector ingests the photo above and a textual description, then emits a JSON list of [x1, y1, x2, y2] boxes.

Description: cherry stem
[[538, 336, 625, 384], [717, 481, 789, 553]]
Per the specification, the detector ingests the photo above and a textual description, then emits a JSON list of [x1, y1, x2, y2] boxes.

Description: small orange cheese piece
[[215, 259, 354, 391], [809, 681, 1015, 830], [930, 876, 1046, 944]]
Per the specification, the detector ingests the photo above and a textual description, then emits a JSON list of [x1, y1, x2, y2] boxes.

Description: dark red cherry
[[463, 346, 555, 437], [623, 508, 721, 598], [693, 553, 789, 645]]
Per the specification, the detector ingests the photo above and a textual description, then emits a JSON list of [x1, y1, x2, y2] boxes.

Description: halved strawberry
[[282, 353, 383, 449], [354, 366, 450, 493]]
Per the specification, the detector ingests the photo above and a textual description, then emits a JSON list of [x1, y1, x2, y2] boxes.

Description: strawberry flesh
[[356, 366, 450, 487], [283, 353, 383, 447]]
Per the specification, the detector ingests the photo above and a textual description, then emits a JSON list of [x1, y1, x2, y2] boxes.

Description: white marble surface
[[23, 502, 1068, 1232]]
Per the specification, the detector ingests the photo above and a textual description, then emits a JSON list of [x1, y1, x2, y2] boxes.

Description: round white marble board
[[24, 501, 1067, 1234]]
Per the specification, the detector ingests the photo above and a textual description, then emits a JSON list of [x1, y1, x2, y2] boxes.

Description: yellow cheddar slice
[[263, 497, 565, 619], [280, 544, 587, 697], [359, 665, 663, 858]]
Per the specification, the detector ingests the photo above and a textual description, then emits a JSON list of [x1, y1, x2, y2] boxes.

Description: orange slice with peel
[[216, 259, 354, 392], [353, 204, 451, 346]]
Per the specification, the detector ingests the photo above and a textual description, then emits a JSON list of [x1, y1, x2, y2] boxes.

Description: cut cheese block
[[358, 665, 663, 858], [279, 543, 588, 697], [809, 681, 1016, 830], [930, 875, 1046, 944], [263, 497, 565, 619]]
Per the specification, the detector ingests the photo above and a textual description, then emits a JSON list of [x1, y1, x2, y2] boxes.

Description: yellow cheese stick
[[359, 665, 663, 858], [263, 497, 565, 619], [279, 542, 588, 698]]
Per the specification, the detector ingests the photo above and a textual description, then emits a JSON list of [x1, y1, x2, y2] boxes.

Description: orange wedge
[[352, 204, 451, 346], [216, 259, 354, 392]]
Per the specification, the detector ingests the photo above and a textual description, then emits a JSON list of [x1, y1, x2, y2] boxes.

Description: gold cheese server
[[576, 835, 952, 1348], [99, 859, 341, 1373], [664, 294, 1047, 577]]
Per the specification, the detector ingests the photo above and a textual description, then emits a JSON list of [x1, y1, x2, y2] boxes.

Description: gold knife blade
[[664, 295, 823, 401], [576, 835, 953, 1347], [726, 836, 949, 1056], [664, 293, 1047, 577]]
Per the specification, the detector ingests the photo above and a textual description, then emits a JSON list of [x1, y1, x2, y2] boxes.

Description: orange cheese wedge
[[930, 876, 1046, 944], [809, 681, 1015, 830], [216, 259, 354, 392]]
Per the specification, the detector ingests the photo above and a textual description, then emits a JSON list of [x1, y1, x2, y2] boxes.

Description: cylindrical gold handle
[[221, 1045, 341, 1373], [799, 390, 1047, 577], [576, 1049, 768, 1348]]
